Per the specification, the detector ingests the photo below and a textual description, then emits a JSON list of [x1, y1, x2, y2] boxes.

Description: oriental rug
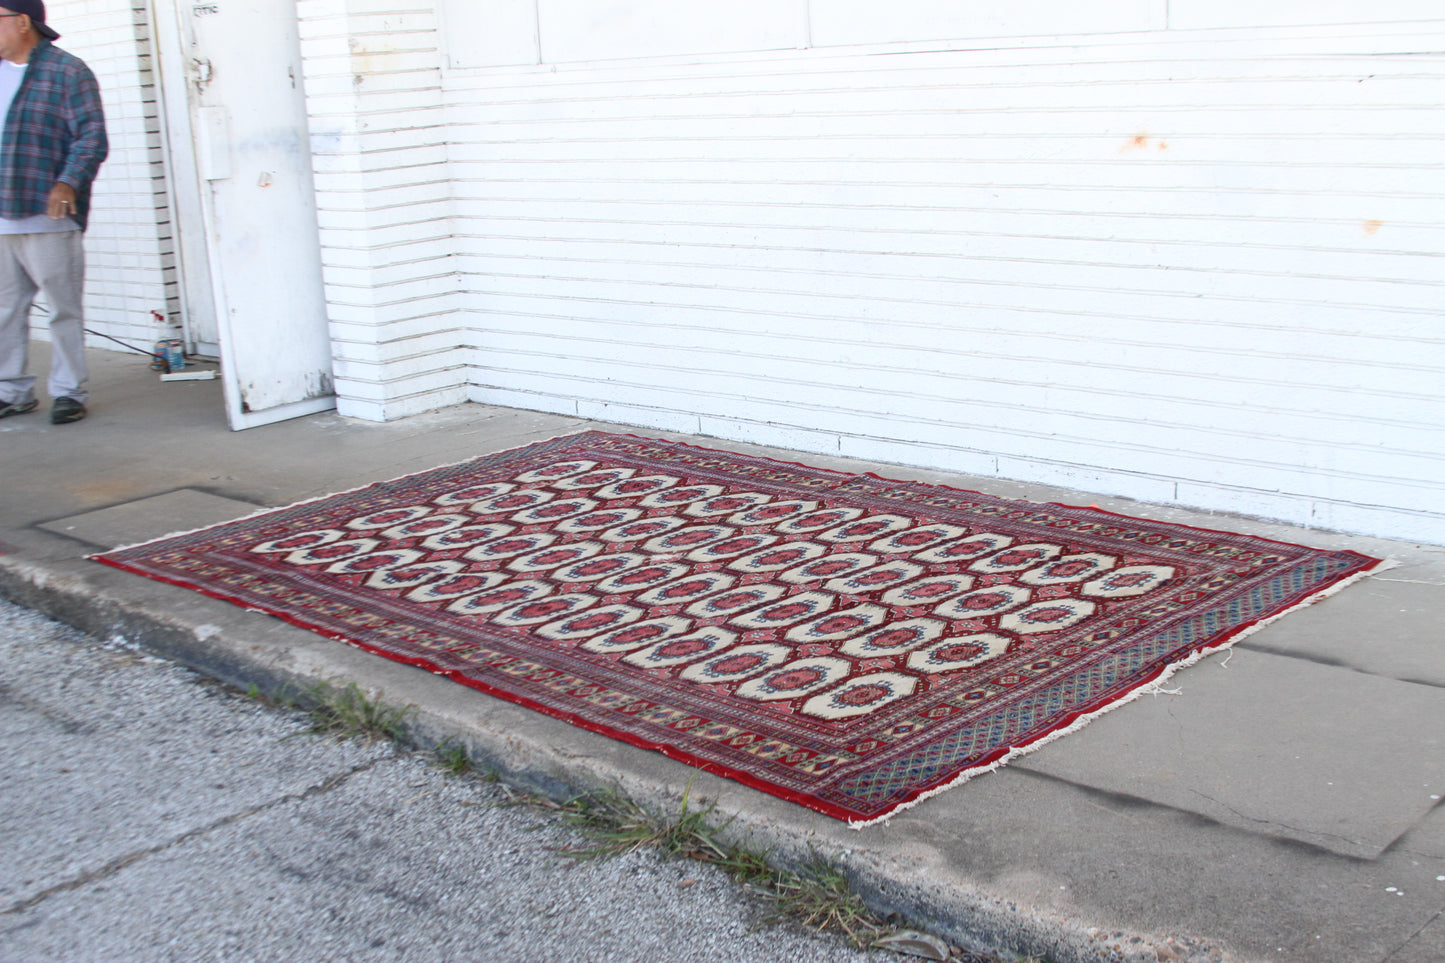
[[93, 432, 1383, 824]]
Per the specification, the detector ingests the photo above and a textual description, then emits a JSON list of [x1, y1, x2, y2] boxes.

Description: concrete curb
[[0, 554, 1228, 963]]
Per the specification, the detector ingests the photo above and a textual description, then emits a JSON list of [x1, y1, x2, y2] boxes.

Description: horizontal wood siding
[[299, 0, 464, 421], [448, 23, 1445, 542]]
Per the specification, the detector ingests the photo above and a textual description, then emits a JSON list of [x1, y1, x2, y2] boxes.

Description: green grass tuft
[[241, 682, 298, 710], [298, 680, 412, 744], [553, 784, 728, 863], [430, 738, 473, 776], [501, 783, 900, 951], [753, 855, 892, 948]]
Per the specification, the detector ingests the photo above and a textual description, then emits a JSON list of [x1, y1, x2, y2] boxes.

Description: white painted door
[[155, 0, 335, 429]]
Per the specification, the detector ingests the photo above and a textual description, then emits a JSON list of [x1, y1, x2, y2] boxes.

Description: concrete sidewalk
[[2, 343, 1442, 963]]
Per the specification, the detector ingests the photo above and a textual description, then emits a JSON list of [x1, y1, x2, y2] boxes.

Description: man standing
[[0, 0, 105, 425]]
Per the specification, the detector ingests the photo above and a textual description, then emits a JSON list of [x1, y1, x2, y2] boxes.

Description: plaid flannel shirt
[[0, 40, 107, 231]]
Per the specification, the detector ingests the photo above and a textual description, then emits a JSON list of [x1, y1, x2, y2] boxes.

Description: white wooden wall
[[46, 0, 176, 352], [48, 1, 1445, 545], [439, 4, 1445, 544], [298, 0, 463, 421]]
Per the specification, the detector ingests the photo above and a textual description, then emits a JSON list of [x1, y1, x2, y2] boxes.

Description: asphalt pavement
[[1, 342, 1443, 963], [0, 598, 887, 963]]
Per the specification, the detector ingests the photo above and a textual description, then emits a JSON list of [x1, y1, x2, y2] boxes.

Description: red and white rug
[[93, 432, 1383, 824]]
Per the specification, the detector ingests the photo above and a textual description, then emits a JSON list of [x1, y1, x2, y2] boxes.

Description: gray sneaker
[[0, 398, 38, 418], [50, 397, 86, 424]]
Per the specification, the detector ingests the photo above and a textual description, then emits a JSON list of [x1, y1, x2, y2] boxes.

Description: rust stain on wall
[[1120, 132, 1168, 154], [1120, 132, 1151, 152]]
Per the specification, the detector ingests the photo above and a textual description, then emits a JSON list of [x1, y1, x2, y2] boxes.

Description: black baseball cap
[[1, 1, 59, 41]]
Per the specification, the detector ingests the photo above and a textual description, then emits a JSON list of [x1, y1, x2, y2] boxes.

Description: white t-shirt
[[0, 57, 79, 235]]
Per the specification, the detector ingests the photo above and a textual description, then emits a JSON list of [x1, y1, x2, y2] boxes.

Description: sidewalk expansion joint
[[1381, 906, 1444, 963], [0, 754, 393, 921]]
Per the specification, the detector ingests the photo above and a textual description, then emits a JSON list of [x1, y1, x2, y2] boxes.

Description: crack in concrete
[[1185, 787, 1365, 853], [0, 754, 392, 922]]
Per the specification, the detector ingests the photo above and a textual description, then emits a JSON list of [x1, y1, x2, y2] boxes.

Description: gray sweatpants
[[0, 230, 88, 406]]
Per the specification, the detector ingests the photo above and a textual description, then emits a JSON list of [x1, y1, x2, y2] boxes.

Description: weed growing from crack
[[232, 685, 1024, 961], [752, 855, 892, 949], [430, 738, 473, 776], [528, 783, 729, 862], [243, 682, 298, 710], [295, 680, 412, 744], [239, 672, 486, 780], [501, 783, 897, 950]]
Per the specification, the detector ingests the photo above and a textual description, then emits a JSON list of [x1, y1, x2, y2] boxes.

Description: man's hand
[[47, 182, 77, 220]]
